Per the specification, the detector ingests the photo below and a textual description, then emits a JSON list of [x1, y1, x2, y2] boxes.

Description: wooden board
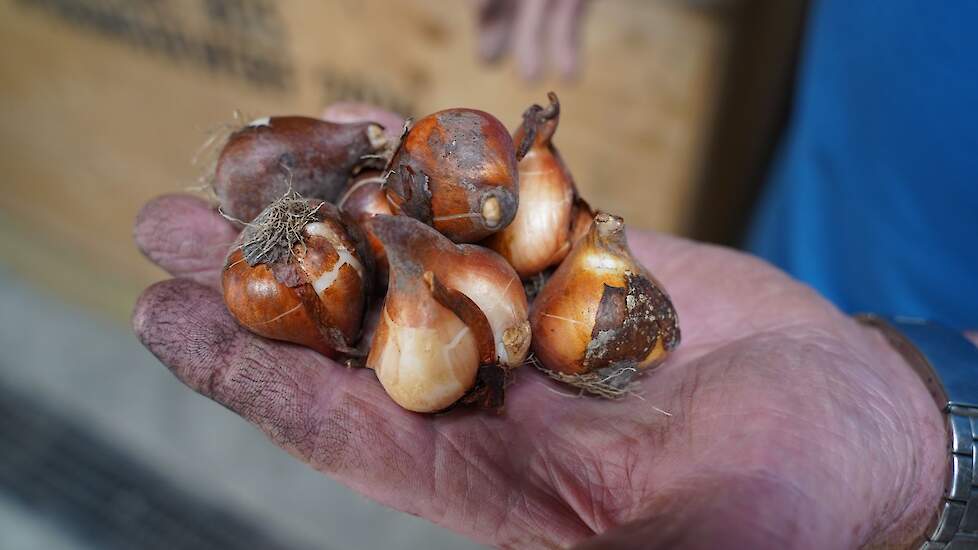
[[0, 0, 728, 323]]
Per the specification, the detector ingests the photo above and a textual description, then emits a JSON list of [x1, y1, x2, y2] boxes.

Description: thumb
[[321, 102, 405, 143]]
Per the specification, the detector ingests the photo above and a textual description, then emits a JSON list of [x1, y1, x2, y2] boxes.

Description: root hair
[[189, 110, 251, 199], [525, 355, 642, 400], [238, 187, 323, 266]]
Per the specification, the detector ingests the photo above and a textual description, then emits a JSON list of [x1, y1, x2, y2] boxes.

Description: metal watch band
[[856, 315, 978, 549], [922, 404, 978, 549]]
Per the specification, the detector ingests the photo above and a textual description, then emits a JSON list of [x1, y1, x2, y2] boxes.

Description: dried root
[[238, 189, 324, 266], [527, 355, 641, 399], [190, 110, 250, 197]]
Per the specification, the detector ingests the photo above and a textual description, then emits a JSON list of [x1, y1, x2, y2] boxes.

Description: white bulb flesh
[[371, 308, 480, 413], [300, 222, 365, 295]]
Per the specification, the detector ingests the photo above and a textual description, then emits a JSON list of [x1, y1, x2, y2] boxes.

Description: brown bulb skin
[[214, 116, 387, 223], [222, 199, 370, 359], [337, 171, 393, 289], [223, 248, 336, 357], [569, 198, 594, 245], [386, 108, 519, 242], [530, 212, 680, 378]]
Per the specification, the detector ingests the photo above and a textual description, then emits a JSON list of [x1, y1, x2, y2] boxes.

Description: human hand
[[133, 111, 945, 550], [474, 0, 588, 81]]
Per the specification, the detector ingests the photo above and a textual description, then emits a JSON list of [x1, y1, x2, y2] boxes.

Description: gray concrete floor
[[0, 268, 482, 550]]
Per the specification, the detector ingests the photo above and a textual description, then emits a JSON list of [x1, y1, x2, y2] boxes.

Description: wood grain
[[0, 0, 729, 323]]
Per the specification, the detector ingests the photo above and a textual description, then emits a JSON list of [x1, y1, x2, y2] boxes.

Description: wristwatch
[[856, 315, 978, 549]]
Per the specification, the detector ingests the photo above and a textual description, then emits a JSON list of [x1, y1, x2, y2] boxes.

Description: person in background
[[131, 1, 977, 548], [744, 1, 977, 333], [474, 0, 976, 332]]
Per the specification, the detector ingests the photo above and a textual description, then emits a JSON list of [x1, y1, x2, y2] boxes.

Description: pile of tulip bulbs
[[212, 93, 680, 413]]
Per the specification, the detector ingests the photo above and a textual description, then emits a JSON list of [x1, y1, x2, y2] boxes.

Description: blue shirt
[[746, 1, 978, 330]]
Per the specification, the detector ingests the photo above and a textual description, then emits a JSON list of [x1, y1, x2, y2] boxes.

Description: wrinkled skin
[[133, 109, 947, 549]]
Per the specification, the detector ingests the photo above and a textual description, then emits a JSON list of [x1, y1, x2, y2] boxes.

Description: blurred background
[[0, 0, 807, 548]]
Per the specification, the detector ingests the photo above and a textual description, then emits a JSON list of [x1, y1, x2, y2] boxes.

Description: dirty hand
[[133, 105, 944, 549]]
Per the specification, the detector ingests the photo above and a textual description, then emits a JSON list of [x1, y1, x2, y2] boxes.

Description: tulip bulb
[[222, 192, 371, 358], [213, 116, 388, 223], [485, 93, 581, 278], [337, 170, 393, 289], [569, 197, 595, 245], [366, 215, 530, 412], [385, 108, 519, 243], [370, 277, 482, 413], [530, 212, 680, 396]]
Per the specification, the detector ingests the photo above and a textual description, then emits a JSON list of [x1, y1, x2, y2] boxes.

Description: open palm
[[133, 189, 944, 549]]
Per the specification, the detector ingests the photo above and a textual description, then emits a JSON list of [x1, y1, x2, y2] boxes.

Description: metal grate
[[0, 378, 308, 550]]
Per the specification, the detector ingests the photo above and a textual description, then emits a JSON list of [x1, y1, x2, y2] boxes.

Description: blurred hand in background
[[475, 0, 589, 80]]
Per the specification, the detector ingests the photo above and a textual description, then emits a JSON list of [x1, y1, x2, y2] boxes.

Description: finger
[[320, 102, 405, 142], [623, 228, 756, 352], [134, 279, 595, 547], [134, 194, 238, 289], [132, 278, 441, 512], [512, 0, 549, 80], [475, 0, 515, 63], [548, 0, 587, 79], [624, 227, 848, 360]]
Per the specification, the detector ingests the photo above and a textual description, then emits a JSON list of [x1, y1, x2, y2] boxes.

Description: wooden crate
[[0, 0, 729, 323]]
